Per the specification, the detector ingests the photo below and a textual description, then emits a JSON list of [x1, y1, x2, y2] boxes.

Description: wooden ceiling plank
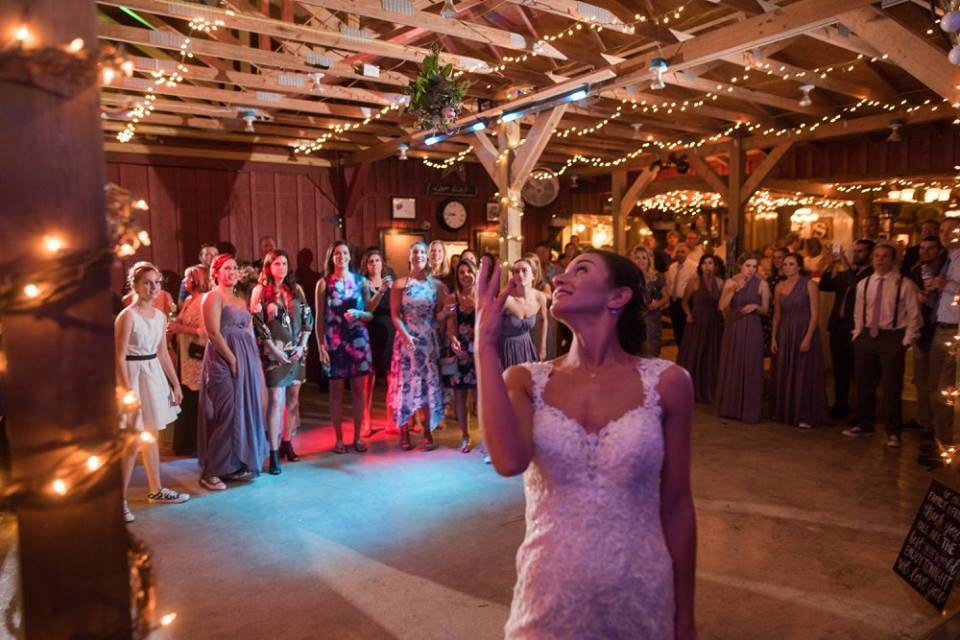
[[666, 73, 832, 117], [841, 7, 960, 101], [125, 55, 403, 105], [98, 22, 409, 86], [104, 141, 333, 165], [297, 0, 567, 60], [97, 0, 493, 71]]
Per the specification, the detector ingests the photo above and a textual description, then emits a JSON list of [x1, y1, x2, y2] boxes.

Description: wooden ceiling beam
[[506, 0, 671, 39], [296, 0, 567, 60], [107, 75, 400, 119], [665, 73, 833, 117], [104, 141, 333, 166], [98, 22, 409, 86], [842, 7, 960, 101], [97, 0, 492, 71], [125, 55, 403, 105]]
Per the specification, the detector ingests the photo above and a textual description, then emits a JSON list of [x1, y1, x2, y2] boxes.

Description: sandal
[[222, 467, 252, 482], [423, 431, 434, 452], [332, 441, 347, 454], [400, 428, 413, 451], [354, 439, 368, 453], [460, 437, 472, 453], [200, 476, 226, 491]]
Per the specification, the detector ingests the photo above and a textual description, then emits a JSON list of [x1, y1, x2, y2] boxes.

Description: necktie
[[869, 276, 884, 337]]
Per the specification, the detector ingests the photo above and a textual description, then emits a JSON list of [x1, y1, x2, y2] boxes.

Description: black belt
[[937, 323, 959, 329], [125, 354, 157, 361]]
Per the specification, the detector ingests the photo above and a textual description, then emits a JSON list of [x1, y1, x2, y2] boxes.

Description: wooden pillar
[[500, 121, 523, 264], [0, 2, 132, 638], [611, 170, 628, 254], [727, 136, 746, 261]]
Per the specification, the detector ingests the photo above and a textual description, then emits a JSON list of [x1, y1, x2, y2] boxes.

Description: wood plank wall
[[771, 122, 960, 181], [103, 153, 607, 292]]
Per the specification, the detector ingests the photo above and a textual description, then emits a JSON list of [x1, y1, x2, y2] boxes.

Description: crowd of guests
[[116, 218, 957, 520], [644, 219, 956, 468]]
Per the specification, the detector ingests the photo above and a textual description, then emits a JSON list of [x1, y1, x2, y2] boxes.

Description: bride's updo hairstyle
[[587, 249, 647, 356]]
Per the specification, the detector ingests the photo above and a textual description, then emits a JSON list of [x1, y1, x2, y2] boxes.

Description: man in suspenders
[[842, 243, 922, 449]]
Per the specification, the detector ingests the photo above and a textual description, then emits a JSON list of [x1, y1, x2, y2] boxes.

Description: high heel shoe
[[279, 440, 300, 462], [400, 427, 413, 451], [268, 450, 281, 475]]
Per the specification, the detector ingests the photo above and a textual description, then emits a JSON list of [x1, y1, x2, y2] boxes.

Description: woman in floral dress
[[443, 258, 478, 452], [251, 249, 314, 473], [388, 242, 446, 451], [315, 241, 373, 454]]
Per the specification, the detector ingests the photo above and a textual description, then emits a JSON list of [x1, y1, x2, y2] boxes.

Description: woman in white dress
[[115, 262, 191, 523], [475, 251, 697, 639]]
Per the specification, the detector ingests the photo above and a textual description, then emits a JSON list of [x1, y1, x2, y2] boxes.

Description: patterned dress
[[387, 276, 445, 429], [253, 287, 314, 388], [322, 273, 372, 380], [443, 301, 477, 389]]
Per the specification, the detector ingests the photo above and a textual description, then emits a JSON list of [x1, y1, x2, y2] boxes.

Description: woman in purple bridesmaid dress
[[677, 254, 724, 404], [771, 253, 828, 428], [198, 255, 269, 490], [714, 253, 770, 423]]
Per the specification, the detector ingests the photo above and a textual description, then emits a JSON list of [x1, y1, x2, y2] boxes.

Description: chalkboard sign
[[894, 479, 960, 611], [427, 183, 478, 197]]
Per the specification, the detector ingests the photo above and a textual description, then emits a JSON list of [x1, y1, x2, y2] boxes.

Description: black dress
[[368, 283, 395, 375]]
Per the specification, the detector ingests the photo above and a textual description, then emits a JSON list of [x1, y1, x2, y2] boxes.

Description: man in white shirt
[[842, 243, 922, 448], [685, 231, 704, 265], [927, 219, 960, 456], [665, 244, 697, 346]]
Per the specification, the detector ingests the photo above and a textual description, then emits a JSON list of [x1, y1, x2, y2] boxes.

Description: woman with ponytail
[[474, 250, 697, 639]]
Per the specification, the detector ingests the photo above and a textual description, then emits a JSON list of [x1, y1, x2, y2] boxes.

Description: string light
[[293, 103, 403, 155], [50, 479, 68, 496], [734, 52, 890, 85], [422, 145, 474, 169], [114, 18, 224, 144]]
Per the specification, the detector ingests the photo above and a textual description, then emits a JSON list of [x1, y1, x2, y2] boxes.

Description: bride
[[475, 252, 697, 639]]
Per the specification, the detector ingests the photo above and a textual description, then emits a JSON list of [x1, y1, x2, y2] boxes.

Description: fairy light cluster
[[827, 178, 960, 199], [748, 190, 853, 215], [114, 17, 224, 144], [293, 103, 402, 155], [422, 144, 474, 169], [637, 190, 724, 215]]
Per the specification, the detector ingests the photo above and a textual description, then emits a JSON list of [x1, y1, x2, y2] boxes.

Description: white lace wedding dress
[[504, 358, 675, 639]]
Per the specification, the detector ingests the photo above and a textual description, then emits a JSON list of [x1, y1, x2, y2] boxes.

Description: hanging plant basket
[[405, 43, 471, 134]]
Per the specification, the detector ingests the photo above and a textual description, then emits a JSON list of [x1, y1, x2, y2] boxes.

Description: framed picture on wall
[[486, 201, 501, 222], [380, 228, 428, 277], [474, 229, 500, 259], [392, 197, 416, 220]]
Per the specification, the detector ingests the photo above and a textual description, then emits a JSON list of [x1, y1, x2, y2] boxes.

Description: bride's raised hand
[[476, 256, 515, 346]]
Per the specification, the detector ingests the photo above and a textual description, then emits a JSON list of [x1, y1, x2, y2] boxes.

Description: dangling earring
[[608, 308, 619, 316]]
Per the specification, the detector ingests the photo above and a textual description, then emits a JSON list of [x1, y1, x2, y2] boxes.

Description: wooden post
[[500, 121, 523, 264], [0, 1, 132, 638], [611, 170, 628, 254], [727, 135, 746, 262]]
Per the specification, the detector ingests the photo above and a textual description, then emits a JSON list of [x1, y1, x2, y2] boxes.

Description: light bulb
[[23, 283, 40, 298], [161, 613, 177, 626], [15, 25, 29, 43], [86, 456, 102, 472], [123, 390, 138, 406], [101, 66, 116, 85], [51, 479, 68, 495], [43, 235, 63, 253], [68, 38, 84, 53], [140, 431, 155, 443]]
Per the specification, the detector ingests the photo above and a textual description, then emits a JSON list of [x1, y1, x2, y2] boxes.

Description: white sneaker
[[887, 435, 903, 449], [797, 422, 813, 430], [147, 487, 190, 504], [123, 501, 135, 523]]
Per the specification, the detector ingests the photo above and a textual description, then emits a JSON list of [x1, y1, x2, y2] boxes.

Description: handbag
[[187, 342, 206, 360]]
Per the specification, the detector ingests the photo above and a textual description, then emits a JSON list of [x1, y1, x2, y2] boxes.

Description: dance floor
[[0, 381, 948, 639]]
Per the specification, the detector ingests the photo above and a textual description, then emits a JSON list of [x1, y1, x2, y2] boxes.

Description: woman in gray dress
[[677, 254, 724, 404], [771, 253, 828, 428], [500, 259, 549, 366], [251, 249, 314, 474], [714, 252, 770, 423], [198, 255, 269, 490]]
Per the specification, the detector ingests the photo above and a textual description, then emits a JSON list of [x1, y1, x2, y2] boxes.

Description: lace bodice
[[505, 357, 676, 639]]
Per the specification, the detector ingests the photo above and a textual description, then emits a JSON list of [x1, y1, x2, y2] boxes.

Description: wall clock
[[438, 198, 468, 232]]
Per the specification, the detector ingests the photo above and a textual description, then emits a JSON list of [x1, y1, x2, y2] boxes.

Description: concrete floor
[[0, 379, 953, 639]]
